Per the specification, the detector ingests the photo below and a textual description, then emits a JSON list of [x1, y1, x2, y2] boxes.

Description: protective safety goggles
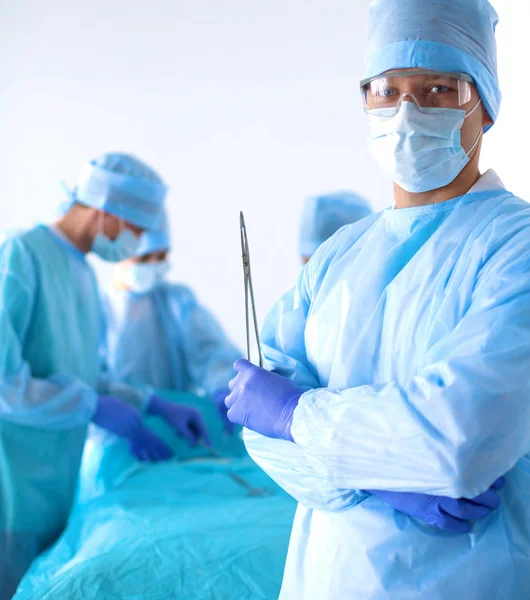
[[360, 69, 475, 116]]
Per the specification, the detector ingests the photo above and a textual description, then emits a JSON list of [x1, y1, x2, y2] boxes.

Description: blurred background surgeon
[[299, 192, 374, 264], [104, 212, 241, 433], [0, 152, 209, 598]]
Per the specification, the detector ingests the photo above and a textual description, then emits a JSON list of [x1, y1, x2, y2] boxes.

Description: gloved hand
[[147, 396, 212, 447], [366, 477, 505, 533], [211, 388, 234, 434], [225, 359, 303, 441], [128, 427, 174, 462], [93, 395, 173, 462]]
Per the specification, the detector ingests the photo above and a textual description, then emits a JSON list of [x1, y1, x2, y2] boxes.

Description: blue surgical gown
[[245, 171, 530, 599], [0, 225, 145, 599], [104, 283, 240, 394]]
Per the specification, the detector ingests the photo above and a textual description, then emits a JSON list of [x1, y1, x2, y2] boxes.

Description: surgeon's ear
[[98, 211, 122, 239], [482, 106, 493, 129], [86, 207, 103, 233]]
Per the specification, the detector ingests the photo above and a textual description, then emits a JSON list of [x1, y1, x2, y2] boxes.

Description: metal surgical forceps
[[240, 211, 263, 367]]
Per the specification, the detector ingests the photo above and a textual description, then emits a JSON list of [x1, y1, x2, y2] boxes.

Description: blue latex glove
[[211, 388, 234, 434], [225, 359, 303, 441], [128, 427, 174, 462], [93, 395, 173, 462], [147, 396, 212, 447], [366, 477, 505, 533]]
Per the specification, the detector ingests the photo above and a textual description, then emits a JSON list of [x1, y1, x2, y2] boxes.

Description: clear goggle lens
[[361, 70, 475, 116]]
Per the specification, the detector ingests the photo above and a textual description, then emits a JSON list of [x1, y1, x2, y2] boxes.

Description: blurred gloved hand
[[225, 359, 303, 441], [128, 426, 174, 462], [211, 388, 234, 434], [93, 395, 173, 462], [366, 477, 505, 533], [147, 396, 212, 447]]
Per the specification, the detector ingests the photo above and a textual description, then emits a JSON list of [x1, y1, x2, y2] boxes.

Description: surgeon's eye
[[428, 85, 452, 94], [374, 86, 399, 98]]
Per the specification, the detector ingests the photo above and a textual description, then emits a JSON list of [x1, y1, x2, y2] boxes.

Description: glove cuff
[[275, 390, 303, 442]]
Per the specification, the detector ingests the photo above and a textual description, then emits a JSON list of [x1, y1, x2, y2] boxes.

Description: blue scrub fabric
[[104, 283, 240, 394]]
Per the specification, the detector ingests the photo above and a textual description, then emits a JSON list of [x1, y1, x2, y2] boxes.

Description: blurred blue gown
[[104, 283, 240, 395], [0, 225, 145, 599], [245, 171, 530, 599]]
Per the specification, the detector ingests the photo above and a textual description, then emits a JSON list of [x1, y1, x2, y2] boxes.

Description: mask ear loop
[[464, 98, 483, 119]]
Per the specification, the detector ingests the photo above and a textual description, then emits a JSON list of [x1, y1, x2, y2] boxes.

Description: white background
[[1, 0, 528, 349]]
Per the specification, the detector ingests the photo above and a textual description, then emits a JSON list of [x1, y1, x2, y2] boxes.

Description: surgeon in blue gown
[[104, 212, 241, 433], [299, 192, 373, 264], [225, 1, 530, 598], [0, 153, 209, 598]]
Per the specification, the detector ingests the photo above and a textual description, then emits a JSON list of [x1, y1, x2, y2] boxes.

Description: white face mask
[[123, 261, 170, 293], [369, 100, 483, 193], [91, 216, 141, 262]]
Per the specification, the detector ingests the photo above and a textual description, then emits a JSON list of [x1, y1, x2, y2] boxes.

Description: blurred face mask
[[368, 100, 482, 193], [123, 261, 170, 293], [91, 215, 141, 262]]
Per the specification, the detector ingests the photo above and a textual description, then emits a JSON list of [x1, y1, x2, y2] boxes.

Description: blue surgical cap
[[364, 0, 501, 127], [66, 153, 167, 230], [135, 210, 171, 256], [300, 192, 374, 257]]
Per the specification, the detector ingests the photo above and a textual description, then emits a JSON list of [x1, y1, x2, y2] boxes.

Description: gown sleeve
[[0, 238, 96, 428]]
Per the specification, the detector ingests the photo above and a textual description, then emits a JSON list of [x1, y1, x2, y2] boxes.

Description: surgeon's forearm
[[291, 377, 527, 499], [0, 369, 97, 429], [97, 376, 152, 413], [244, 429, 366, 510]]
